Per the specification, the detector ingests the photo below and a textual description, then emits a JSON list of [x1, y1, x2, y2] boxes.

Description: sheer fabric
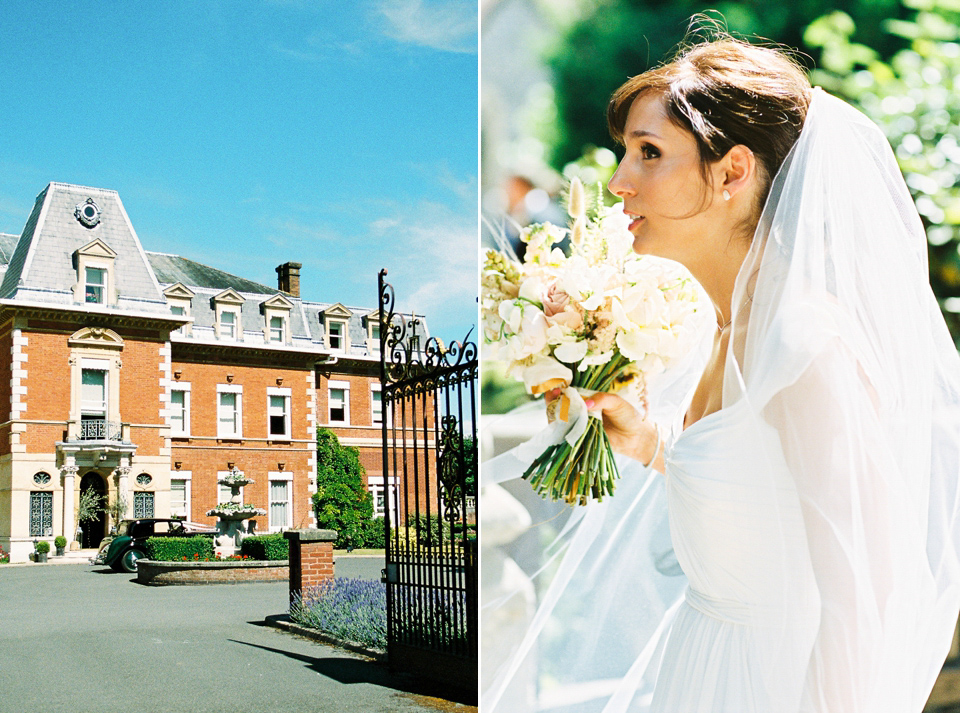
[[481, 89, 960, 712]]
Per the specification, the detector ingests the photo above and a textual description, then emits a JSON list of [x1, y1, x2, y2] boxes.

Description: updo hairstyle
[[607, 39, 811, 219]]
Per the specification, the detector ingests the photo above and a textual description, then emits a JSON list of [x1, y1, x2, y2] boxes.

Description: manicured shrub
[[406, 513, 453, 548], [54, 536, 67, 549], [361, 517, 386, 549], [312, 428, 373, 549], [35, 540, 50, 554], [145, 535, 214, 561], [290, 577, 387, 650], [240, 533, 288, 561]]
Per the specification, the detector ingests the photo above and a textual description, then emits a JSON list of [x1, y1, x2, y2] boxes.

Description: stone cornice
[[170, 338, 330, 366], [0, 299, 189, 330]]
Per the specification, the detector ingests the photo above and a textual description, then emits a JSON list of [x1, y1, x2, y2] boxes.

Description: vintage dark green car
[[94, 518, 215, 573]]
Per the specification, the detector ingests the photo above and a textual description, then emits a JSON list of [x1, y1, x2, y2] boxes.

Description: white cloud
[[367, 192, 477, 339], [376, 0, 477, 54]]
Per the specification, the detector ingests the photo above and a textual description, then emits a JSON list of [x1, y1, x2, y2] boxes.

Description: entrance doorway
[[79, 471, 107, 549]]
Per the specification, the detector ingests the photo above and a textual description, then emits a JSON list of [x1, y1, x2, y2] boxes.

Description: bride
[[482, 37, 960, 712]]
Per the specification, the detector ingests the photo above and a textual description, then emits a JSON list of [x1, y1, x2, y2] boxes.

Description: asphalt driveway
[[0, 558, 473, 713]]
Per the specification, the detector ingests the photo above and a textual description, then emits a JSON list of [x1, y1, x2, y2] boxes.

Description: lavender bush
[[395, 586, 470, 652], [290, 577, 387, 650]]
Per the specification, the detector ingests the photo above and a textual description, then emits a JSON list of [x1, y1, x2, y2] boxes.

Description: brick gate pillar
[[283, 529, 337, 605]]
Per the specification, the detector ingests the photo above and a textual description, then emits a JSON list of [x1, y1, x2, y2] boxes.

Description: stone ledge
[[283, 529, 337, 543], [263, 613, 386, 661], [137, 559, 289, 586]]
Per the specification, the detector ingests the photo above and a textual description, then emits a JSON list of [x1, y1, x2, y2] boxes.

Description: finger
[[584, 391, 623, 411]]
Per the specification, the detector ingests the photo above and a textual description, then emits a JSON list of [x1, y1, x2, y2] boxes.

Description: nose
[[607, 162, 634, 198]]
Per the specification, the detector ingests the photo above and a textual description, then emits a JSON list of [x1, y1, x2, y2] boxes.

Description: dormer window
[[85, 267, 106, 303], [73, 239, 117, 307], [365, 314, 383, 354], [269, 316, 284, 343], [212, 288, 245, 342], [163, 283, 195, 337], [328, 321, 344, 350], [221, 311, 236, 339], [321, 304, 353, 353], [260, 293, 293, 346]]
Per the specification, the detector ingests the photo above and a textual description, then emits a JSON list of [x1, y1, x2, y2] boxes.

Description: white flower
[[554, 339, 589, 364], [519, 355, 573, 393], [498, 301, 549, 360], [616, 327, 662, 362], [597, 204, 634, 260]]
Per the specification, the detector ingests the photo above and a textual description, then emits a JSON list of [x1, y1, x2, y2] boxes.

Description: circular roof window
[[75, 198, 101, 228], [136, 473, 152, 487], [33, 472, 51, 486]]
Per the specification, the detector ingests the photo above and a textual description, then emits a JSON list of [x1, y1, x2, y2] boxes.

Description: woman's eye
[[641, 143, 660, 160]]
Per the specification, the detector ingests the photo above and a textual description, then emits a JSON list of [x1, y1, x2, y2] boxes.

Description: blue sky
[[0, 0, 478, 342]]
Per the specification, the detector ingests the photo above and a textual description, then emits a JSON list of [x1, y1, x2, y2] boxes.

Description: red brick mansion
[[0, 182, 419, 562]]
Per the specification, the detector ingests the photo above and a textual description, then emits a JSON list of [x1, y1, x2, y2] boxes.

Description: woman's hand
[[545, 388, 661, 469]]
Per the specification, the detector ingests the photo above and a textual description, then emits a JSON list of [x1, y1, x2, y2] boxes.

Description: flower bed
[[136, 558, 288, 586], [290, 577, 387, 651]]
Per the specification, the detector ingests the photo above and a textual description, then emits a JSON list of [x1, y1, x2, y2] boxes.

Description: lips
[[627, 213, 645, 232]]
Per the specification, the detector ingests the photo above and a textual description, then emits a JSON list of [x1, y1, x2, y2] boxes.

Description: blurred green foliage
[[481, 361, 533, 414], [546, 0, 907, 171], [805, 0, 960, 341]]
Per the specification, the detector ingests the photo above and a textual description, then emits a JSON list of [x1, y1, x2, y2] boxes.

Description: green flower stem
[[522, 359, 630, 505]]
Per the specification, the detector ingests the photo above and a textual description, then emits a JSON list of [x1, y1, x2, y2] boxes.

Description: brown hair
[[607, 38, 811, 212]]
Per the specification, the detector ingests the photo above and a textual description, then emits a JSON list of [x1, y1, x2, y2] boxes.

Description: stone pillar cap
[[283, 529, 337, 542]]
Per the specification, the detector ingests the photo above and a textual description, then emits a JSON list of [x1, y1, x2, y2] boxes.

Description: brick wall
[[172, 360, 311, 440], [169, 359, 315, 529], [0, 321, 12, 457], [21, 330, 67, 421], [169, 447, 313, 528], [284, 529, 336, 605], [137, 559, 289, 585]]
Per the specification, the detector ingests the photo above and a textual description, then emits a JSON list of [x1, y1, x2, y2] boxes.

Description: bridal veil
[[481, 88, 960, 711]]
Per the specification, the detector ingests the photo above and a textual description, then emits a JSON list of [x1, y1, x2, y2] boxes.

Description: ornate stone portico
[[56, 434, 141, 546]]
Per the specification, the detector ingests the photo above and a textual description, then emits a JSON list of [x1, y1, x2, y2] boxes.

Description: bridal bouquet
[[482, 178, 702, 504]]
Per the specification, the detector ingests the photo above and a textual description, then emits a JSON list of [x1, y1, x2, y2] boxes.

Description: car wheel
[[120, 548, 145, 573]]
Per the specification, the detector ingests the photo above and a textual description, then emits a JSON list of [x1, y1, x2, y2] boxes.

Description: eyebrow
[[628, 130, 661, 140]]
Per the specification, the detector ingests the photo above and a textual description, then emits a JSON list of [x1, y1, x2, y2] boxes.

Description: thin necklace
[[716, 294, 753, 334]]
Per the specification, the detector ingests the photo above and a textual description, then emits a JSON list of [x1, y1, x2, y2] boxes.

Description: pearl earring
[[723, 189, 731, 201]]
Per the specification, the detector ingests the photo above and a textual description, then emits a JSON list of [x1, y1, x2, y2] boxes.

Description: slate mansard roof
[[0, 182, 426, 359], [0, 183, 166, 313]]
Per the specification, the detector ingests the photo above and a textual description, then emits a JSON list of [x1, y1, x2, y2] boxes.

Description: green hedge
[[145, 536, 214, 561], [361, 517, 386, 549], [240, 533, 288, 561]]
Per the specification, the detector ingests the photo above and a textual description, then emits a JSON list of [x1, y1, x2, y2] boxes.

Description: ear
[[716, 145, 756, 201]]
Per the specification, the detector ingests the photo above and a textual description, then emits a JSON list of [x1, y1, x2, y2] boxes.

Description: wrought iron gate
[[378, 269, 477, 695]]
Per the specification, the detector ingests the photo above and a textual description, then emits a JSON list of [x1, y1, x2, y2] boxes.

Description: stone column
[[60, 464, 79, 545], [283, 529, 337, 606], [114, 464, 131, 520]]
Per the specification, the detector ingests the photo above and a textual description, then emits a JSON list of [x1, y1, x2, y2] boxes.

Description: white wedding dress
[[651, 399, 819, 712], [481, 89, 960, 713]]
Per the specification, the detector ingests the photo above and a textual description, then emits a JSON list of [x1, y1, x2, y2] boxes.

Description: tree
[[544, 0, 907, 172], [103, 493, 128, 534], [77, 487, 102, 526], [804, 0, 960, 343], [311, 428, 374, 549]]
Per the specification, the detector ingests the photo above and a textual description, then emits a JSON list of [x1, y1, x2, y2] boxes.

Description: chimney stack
[[276, 262, 302, 297]]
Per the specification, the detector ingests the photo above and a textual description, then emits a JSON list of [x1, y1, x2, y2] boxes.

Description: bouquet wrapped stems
[[523, 353, 633, 505]]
